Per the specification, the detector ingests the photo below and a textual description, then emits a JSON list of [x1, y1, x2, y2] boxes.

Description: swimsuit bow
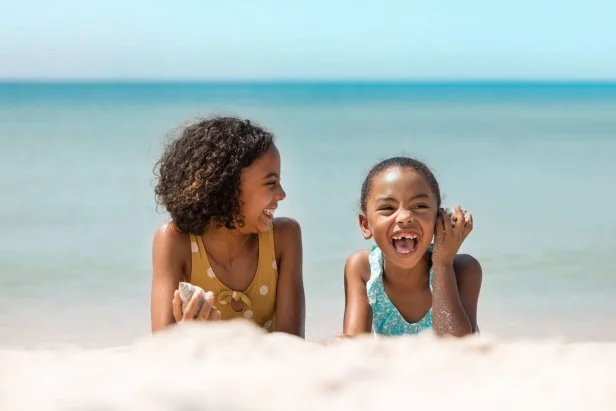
[[217, 290, 253, 308]]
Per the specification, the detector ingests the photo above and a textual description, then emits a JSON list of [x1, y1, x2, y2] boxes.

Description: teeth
[[392, 233, 417, 240], [263, 209, 275, 216]]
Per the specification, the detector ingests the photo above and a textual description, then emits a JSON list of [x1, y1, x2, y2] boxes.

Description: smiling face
[[236, 144, 286, 233], [359, 166, 439, 269]]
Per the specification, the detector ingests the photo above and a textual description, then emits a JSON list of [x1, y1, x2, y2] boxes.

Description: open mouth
[[391, 231, 419, 254], [263, 208, 276, 218]]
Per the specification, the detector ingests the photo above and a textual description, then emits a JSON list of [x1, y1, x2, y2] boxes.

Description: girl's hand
[[432, 205, 473, 265], [172, 289, 220, 323]]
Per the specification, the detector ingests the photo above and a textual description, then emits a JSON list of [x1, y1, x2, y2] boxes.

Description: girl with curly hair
[[150, 116, 305, 337]]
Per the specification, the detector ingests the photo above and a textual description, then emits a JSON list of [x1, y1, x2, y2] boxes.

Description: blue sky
[[1, 0, 615, 80]]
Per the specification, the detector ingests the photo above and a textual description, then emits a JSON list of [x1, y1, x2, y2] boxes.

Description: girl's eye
[[266, 181, 277, 187], [377, 206, 394, 211]]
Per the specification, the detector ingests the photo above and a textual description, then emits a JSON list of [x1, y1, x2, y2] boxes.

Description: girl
[[150, 116, 305, 337], [343, 156, 482, 337]]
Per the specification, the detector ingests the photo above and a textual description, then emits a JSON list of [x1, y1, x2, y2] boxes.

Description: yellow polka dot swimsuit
[[188, 228, 278, 331]]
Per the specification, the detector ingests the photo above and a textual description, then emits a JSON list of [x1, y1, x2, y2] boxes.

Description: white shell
[[445, 207, 470, 227], [178, 282, 206, 312]]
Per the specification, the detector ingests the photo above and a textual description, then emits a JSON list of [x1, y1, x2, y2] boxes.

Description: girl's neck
[[382, 253, 431, 289], [200, 227, 256, 266]]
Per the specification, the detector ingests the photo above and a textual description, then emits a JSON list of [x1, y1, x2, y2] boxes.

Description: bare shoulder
[[272, 217, 302, 254], [453, 254, 483, 298], [153, 221, 191, 250], [345, 249, 371, 284], [453, 253, 483, 281], [272, 216, 301, 237], [152, 221, 192, 280], [342, 249, 373, 335]]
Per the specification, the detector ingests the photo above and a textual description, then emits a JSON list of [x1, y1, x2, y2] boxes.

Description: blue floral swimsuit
[[366, 244, 434, 336]]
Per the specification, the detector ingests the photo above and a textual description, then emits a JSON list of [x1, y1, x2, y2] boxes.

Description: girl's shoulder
[[272, 216, 301, 237], [272, 217, 302, 243], [344, 248, 372, 285], [153, 221, 191, 253], [453, 253, 482, 281], [452, 253, 483, 302], [151, 221, 192, 282], [272, 217, 302, 259]]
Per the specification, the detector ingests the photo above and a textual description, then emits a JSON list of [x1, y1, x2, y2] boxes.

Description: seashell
[[178, 282, 206, 312], [445, 207, 470, 227]]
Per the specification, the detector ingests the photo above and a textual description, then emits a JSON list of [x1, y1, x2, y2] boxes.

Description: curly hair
[[360, 156, 441, 212], [154, 116, 275, 234]]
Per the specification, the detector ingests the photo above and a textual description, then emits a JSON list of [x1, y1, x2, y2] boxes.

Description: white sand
[[1, 319, 615, 411]]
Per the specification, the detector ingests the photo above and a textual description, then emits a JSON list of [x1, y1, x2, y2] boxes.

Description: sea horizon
[[3, 80, 616, 107], [2, 78, 616, 83]]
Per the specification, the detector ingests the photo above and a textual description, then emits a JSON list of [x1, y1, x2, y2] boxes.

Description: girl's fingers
[[208, 307, 221, 321], [196, 292, 215, 320], [172, 290, 183, 322], [463, 212, 473, 238], [435, 215, 444, 238], [453, 206, 465, 233], [441, 209, 452, 236], [183, 291, 202, 320]]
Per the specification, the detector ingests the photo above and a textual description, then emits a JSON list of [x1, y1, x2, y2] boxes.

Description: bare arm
[[431, 261, 472, 337], [430, 207, 482, 337], [431, 254, 482, 337], [454, 254, 483, 333], [342, 250, 373, 336], [150, 223, 190, 332], [272, 217, 305, 338]]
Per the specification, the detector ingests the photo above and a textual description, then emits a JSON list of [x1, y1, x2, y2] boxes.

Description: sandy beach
[[1, 319, 615, 411], [2, 82, 616, 410]]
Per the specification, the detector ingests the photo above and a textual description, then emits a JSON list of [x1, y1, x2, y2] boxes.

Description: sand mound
[[1, 319, 614, 410]]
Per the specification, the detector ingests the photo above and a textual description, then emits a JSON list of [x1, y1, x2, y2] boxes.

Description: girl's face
[[359, 166, 438, 269], [237, 144, 286, 233]]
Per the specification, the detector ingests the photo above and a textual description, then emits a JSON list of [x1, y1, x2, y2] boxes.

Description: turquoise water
[[1, 82, 615, 347]]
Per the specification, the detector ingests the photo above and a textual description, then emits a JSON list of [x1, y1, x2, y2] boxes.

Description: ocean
[[1, 82, 615, 348]]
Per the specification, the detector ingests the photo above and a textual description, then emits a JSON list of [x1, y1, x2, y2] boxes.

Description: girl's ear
[[359, 213, 373, 240]]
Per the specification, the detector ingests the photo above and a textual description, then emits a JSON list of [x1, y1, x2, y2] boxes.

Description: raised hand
[[432, 205, 473, 265]]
